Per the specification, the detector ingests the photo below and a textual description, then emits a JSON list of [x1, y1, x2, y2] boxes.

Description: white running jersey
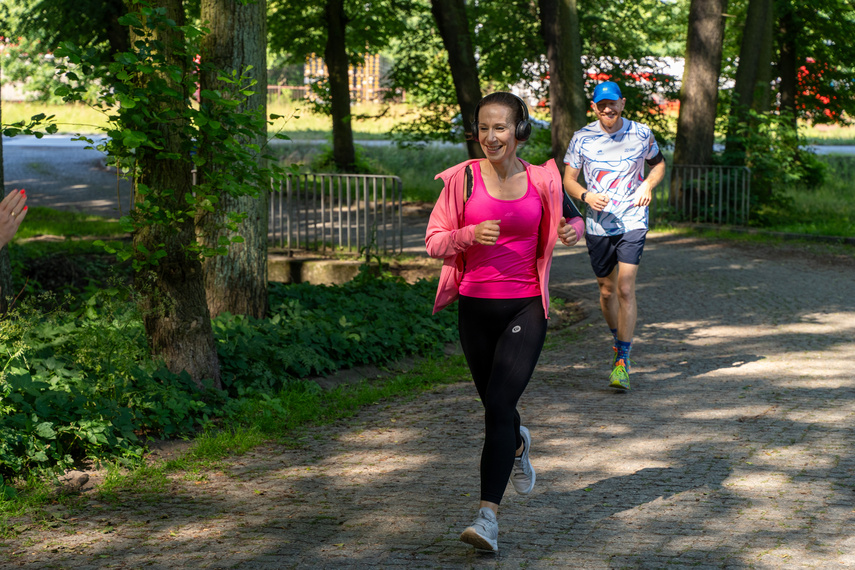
[[564, 119, 660, 237]]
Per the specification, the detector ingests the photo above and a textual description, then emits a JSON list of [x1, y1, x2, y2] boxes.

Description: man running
[[562, 81, 665, 390]]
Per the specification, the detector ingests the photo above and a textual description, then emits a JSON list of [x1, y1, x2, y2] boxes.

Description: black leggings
[[458, 295, 547, 505]]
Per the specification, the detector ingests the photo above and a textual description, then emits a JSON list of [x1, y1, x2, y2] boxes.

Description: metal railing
[[268, 173, 404, 255], [650, 164, 752, 226]]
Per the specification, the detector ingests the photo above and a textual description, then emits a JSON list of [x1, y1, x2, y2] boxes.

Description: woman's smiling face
[[477, 103, 519, 161]]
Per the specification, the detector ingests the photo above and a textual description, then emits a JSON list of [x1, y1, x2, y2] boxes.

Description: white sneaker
[[511, 426, 536, 494], [459, 507, 499, 552]]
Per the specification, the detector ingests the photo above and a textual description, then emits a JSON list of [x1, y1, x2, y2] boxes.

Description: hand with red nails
[[0, 189, 28, 249]]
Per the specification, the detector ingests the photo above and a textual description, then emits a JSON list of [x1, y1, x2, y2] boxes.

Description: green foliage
[[0, 271, 457, 478], [3, 0, 128, 56], [268, 0, 415, 112], [724, 110, 828, 214], [752, 154, 854, 236], [13, 207, 125, 240], [518, 126, 555, 167], [385, 0, 687, 144], [308, 141, 375, 174], [0, 37, 72, 104], [215, 276, 458, 395], [50, 1, 290, 271], [276, 140, 465, 202], [0, 288, 223, 478], [9, 239, 130, 303], [778, 0, 855, 125]]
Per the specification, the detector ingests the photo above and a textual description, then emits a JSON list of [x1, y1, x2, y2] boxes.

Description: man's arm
[[633, 157, 666, 207], [563, 166, 609, 212]]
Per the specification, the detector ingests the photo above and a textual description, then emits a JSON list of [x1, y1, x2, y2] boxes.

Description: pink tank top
[[459, 161, 542, 299]]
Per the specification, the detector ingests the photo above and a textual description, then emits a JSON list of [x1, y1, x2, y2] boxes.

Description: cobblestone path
[[5, 233, 855, 569]]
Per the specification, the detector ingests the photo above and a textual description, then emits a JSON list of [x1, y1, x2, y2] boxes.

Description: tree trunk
[[0, 73, 10, 312], [430, 0, 484, 159], [725, 0, 774, 156], [325, 0, 357, 171], [673, 0, 728, 169], [538, 0, 586, 174], [776, 2, 798, 129], [199, 0, 269, 319], [105, 0, 130, 55], [129, 0, 221, 390], [753, 3, 775, 114]]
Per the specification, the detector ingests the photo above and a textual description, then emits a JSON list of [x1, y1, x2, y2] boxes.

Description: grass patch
[[3, 100, 418, 140], [651, 224, 855, 260], [96, 462, 171, 503], [14, 207, 124, 240], [275, 140, 465, 202], [755, 155, 855, 237], [802, 121, 855, 146], [0, 475, 76, 539]]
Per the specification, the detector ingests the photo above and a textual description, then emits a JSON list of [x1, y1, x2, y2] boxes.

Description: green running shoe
[[612, 347, 631, 370], [609, 359, 630, 390]]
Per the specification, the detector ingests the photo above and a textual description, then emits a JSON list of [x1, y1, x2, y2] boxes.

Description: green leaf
[[34, 422, 57, 439], [122, 130, 148, 149], [118, 13, 143, 27]]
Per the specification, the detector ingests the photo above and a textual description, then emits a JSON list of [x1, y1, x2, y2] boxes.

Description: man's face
[[592, 98, 626, 131]]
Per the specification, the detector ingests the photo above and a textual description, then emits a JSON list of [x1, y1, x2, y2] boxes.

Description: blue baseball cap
[[593, 81, 623, 103]]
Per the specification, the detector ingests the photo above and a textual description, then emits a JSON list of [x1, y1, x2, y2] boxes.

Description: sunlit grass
[[275, 140, 464, 202], [3, 99, 425, 140], [2, 102, 111, 133], [13, 206, 124, 240], [269, 99, 426, 140], [801, 119, 855, 146], [763, 155, 855, 236]]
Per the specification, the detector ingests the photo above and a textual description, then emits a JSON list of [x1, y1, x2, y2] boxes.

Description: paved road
[[4, 233, 854, 568], [3, 135, 133, 218]]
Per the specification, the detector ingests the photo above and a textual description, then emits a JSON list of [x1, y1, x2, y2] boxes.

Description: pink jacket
[[425, 158, 584, 317]]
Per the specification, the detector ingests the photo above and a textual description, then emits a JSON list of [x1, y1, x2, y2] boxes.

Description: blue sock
[[610, 328, 618, 345], [616, 340, 632, 365]]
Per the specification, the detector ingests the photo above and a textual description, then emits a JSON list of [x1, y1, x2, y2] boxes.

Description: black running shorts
[[585, 229, 648, 278]]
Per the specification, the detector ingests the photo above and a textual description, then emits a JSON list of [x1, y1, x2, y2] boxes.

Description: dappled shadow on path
[[6, 233, 855, 568]]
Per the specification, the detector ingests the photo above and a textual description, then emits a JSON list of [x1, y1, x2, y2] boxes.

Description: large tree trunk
[[776, 2, 798, 130], [129, 0, 221, 390], [0, 74, 10, 312], [199, 0, 269, 319], [725, 0, 774, 156], [538, 0, 586, 174], [105, 0, 130, 55], [430, 0, 484, 159], [673, 0, 728, 169], [325, 0, 357, 171], [753, 3, 775, 114]]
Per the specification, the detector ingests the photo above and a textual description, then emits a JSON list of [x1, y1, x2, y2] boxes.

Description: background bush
[[0, 271, 458, 479]]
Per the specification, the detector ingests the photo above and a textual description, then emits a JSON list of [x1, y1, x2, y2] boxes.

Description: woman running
[[426, 92, 584, 552]]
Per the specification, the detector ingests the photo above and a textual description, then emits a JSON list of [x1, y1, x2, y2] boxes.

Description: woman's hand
[[557, 217, 579, 246], [0, 189, 27, 249], [474, 219, 501, 245]]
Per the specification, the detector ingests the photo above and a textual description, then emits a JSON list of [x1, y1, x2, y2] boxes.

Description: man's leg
[[615, 261, 639, 345], [595, 267, 619, 334], [608, 261, 640, 390]]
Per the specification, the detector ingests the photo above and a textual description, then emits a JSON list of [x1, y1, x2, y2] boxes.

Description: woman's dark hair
[[470, 92, 532, 141]]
